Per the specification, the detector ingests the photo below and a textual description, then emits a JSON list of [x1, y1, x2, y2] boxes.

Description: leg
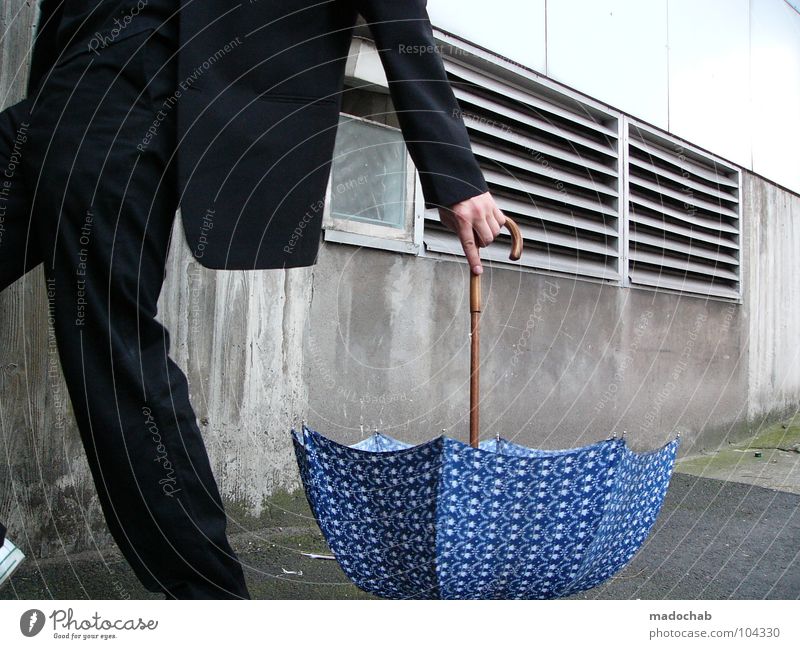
[[0, 99, 39, 589], [0, 98, 42, 293], [24, 30, 249, 599]]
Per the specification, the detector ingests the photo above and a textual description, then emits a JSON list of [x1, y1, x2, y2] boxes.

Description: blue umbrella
[[292, 218, 679, 599]]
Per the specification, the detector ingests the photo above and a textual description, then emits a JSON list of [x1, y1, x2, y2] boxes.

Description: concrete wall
[[0, 3, 798, 561], [302, 243, 747, 456], [743, 174, 800, 422], [157, 240, 312, 513]]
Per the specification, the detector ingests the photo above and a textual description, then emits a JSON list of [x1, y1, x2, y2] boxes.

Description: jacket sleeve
[[351, 0, 489, 210]]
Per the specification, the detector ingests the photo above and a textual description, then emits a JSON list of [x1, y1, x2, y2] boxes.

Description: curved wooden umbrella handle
[[469, 217, 523, 448]]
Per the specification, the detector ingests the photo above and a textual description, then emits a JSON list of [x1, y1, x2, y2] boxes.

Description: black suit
[[178, 0, 488, 269], [28, 0, 488, 269], [1, 0, 486, 597], [2, 26, 249, 599]]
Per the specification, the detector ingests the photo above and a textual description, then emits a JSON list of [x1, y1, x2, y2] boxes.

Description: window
[[321, 38, 421, 255], [325, 28, 742, 301], [329, 114, 410, 230]]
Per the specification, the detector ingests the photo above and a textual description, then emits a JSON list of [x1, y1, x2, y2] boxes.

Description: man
[[0, 0, 506, 598]]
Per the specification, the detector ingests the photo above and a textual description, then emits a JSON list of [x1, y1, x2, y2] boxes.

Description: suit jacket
[[29, 1, 489, 270]]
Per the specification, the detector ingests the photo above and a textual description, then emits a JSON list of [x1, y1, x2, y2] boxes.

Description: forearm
[[352, 0, 488, 208]]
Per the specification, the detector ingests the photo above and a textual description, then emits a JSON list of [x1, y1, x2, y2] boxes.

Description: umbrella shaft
[[470, 312, 480, 448], [470, 273, 481, 448]]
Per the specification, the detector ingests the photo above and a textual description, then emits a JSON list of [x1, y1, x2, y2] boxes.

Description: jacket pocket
[[257, 92, 337, 105]]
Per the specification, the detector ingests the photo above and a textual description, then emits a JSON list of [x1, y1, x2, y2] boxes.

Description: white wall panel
[[750, 0, 800, 193], [667, 0, 751, 169], [427, 0, 547, 73], [545, 0, 669, 127], [428, 0, 800, 194]]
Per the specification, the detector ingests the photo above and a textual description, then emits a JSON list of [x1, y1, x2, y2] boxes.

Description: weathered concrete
[[1, 4, 799, 572], [0, 2, 36, 102], [158, 230, 313, 517], [303, 243, 748, 458], [3, 470, 798, 599], [743, 173, 800, 423]]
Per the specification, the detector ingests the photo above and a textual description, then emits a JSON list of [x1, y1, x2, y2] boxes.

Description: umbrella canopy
[[292, 217, 679, 599], [292, 424, 679, 599]]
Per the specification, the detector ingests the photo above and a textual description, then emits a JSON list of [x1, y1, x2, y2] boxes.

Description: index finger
[[457, 221, 483, 274]]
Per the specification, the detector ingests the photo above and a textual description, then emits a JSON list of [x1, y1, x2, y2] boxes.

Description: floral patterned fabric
[[292, 424, 679, 599]]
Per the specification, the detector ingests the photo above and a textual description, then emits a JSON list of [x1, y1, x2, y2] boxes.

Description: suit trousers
[[0, 28, 250, 599]]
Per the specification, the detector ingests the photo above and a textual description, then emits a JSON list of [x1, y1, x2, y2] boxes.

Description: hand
[[437, 191, 506, 275]]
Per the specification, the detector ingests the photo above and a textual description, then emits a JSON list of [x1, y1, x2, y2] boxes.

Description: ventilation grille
[[626, 122, 741, 300], [424, 59, 622, 282]]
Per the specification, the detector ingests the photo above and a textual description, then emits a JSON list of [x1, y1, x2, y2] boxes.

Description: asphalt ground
[[1, 468, 797, 600]]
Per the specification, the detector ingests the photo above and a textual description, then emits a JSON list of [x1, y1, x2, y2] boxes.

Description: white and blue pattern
[[292, 424, 679, 599]]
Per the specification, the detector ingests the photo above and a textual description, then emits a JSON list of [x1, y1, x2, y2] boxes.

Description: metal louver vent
[[626, 122, 741, 300], [424, 58, 622, 282]]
